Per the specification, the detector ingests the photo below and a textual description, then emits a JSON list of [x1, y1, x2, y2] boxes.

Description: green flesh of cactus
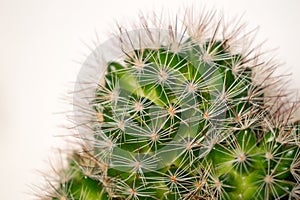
[[48, 37, 300, 200]]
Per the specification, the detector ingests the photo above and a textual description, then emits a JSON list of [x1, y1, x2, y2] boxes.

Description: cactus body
[[40, 8, 300, 200]]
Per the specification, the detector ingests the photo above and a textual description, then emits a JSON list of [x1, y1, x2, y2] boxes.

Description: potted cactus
[[38, 7, 300, 200]]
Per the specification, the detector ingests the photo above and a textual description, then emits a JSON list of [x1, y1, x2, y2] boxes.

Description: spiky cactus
[[39, 8, 300, 200]]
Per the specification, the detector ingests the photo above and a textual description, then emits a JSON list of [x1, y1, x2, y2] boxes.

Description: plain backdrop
[[0, 0, 299, 199]]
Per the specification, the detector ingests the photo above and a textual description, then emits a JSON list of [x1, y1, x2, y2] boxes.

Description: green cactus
[[39, 8, 300, 200]]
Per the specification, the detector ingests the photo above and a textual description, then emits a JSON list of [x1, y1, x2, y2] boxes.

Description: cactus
[[38, 8, 300, 200]]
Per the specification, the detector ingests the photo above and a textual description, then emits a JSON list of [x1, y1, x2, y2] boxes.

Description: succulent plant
[[38, 7, 300, 200]]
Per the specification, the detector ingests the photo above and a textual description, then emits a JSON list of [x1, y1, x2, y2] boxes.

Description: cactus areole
[[43, 8, 300, 200]]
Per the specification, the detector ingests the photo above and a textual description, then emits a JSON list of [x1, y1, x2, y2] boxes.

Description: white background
[[0, 0, 299, 199]]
